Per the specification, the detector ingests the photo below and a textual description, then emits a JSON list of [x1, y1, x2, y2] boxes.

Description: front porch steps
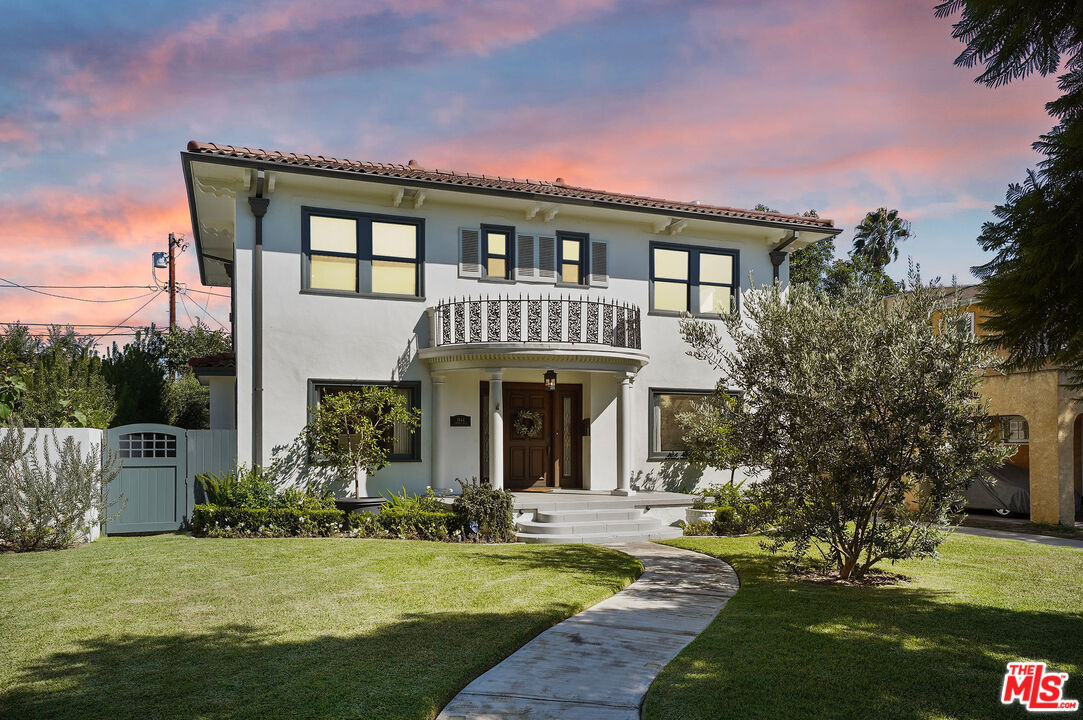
[[516, 507, 683, 544]]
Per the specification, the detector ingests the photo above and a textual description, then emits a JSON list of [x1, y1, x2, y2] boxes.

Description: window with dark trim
[[648, 388, 713, 459], [481, 224, 514, 280], [302, 207, 424, 298], [649, 242, 738, 316], [557, 231, 588, 285], [308, 380, 421, 461], [996, 415, 1029, 445]]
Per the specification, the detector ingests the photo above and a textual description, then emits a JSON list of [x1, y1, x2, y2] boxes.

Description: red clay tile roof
[[188, 352, 235, 370], [186, 141, 838, 231]]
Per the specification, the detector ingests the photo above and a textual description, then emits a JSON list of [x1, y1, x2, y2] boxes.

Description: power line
[[0, 323, 146, 329], [188, 288, 231, 299], [0, 284, 157, 289], [88, 290, 165, 346], [0, 277, 159, 303], [179, 288, 228, 329], [178, 292, 196, 326], [179, 292, 227, 331]]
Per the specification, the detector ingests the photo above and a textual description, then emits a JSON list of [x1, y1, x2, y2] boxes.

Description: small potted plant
[[686, 494, 716, 525]]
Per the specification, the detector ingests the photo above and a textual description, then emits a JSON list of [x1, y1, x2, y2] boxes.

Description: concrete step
[[516, 526, 684, 544], [534, 508, 642, 523], [516, 517, 661, 535], [516, 499, 655, 512]]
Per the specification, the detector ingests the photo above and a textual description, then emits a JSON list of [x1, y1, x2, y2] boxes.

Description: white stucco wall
[[225, 171, 806, 497], [208, 376, 236, 430], [0, 427, 105, 542]]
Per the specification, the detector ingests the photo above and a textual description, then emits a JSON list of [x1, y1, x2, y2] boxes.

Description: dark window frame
[[556, 230, 590, 286], [307, 378, 422, 462], [996, 414, 1029, 445], [301, 206, 425, 300], [649, 241, 739, 317], [481, 224, 515, 281], [647, 387, 717, 461]]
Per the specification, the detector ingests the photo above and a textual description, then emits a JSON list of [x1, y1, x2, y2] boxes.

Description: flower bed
[[192, 469, 514, 543]]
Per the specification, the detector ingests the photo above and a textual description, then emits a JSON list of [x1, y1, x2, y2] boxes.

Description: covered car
[[959, 463, 1031, 517]]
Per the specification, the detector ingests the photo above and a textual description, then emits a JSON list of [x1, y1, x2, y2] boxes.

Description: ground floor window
[[309, 380, 421, 461], [648, 388, 713, 460]]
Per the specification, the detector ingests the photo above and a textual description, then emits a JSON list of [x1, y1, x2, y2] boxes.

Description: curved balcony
[[420, 294, 647, 373]]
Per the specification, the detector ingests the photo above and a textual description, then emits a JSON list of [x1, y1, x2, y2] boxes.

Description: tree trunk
[[838, 554, 858, 580], [353, 464, 367, 498]]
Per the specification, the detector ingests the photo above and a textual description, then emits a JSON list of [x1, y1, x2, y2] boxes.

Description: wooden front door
[[501, 382, 582, 490], [504, 384, 550, 489]]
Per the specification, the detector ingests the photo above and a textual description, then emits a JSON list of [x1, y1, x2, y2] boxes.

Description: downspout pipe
[[770, 230, 800, 282], [248, 171, 269, 466]]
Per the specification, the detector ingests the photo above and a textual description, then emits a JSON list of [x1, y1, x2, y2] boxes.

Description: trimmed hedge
[[192, 504, 345, 538], [343, 506, 462, 541]]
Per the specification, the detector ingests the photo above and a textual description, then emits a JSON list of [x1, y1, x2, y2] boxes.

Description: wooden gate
[[104, 424, 236, 535]]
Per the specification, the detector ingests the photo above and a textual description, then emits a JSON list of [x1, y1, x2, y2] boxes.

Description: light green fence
[[104, 425, 236, 535]]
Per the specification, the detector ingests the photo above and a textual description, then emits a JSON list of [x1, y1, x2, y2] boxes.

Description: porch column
[[430, 374, 449, 492], [614, 372, 636, 496], [489, 370, 505, 490]]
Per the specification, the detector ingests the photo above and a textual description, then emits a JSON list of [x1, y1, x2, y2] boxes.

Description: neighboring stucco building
[[180, 141, 840, 504], [941, 286, 1082, 526]]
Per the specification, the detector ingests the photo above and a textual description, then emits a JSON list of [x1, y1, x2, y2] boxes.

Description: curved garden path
[[437, 541, 739, 720]]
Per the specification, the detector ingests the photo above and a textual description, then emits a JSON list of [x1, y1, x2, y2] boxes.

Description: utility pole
[[168, 232, 177, 329]]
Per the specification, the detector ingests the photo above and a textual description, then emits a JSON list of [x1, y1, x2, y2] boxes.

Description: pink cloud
[[19, 0, 619, 144]]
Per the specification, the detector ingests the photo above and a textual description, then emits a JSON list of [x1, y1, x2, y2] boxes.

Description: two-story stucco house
[[181, 141, 841, 540]]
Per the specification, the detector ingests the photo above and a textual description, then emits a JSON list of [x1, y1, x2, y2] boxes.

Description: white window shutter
[[458, 228, 481, 278], [515, 234, 536, 280], [537, 235, 557, 282], [589, 240, 609, 287]]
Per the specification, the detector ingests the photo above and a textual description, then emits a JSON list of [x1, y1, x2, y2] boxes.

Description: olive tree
[[302, 387, 421, 497], [680, 278, 1007, 580]]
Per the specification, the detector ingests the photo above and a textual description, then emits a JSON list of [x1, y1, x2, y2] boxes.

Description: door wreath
[[513, 409, 544, 438]]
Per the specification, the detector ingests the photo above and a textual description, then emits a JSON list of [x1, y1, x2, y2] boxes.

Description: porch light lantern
[[544, 369, 557, 392]]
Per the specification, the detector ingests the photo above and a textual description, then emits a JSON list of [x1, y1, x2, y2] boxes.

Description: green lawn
[[0, 534, 640, 720], [644, 534, 1083, 720]]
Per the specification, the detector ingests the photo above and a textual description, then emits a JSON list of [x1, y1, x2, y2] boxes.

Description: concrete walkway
[[956, 526, 1083, 549], [437, 542, 738, 720]]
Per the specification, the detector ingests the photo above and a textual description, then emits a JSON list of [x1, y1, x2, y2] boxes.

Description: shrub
[[682, 520, 717, 537], [343, 510, 386, 537], [377, 506, 460, 540], [713, 504, 737, 526], [196, 465, 277, 508], [191, 505, 345, 538], [0, 422, 122, 551], [453, 478, 515, 543], [382, 486, 447, 513], [197, 467, 336, 512]]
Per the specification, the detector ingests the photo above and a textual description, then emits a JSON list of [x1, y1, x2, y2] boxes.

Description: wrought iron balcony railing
[[430, 294, 641, 350]]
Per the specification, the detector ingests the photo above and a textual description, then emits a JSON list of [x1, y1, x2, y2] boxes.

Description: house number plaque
[[450, 415, 471, 427]]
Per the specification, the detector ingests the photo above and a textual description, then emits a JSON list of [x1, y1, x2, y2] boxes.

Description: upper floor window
[[558, 231, 588, 285], [482, 224, 514, 280], [303, 208, 424, 298], [459, 227, 608, 288], [650, 242, 737, 316]]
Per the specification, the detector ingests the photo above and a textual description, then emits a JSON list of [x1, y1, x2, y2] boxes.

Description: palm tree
[[851, 208, 911, 269]]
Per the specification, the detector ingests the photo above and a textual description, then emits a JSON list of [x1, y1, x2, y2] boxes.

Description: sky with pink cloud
[[0, 0, 1061, 343]]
